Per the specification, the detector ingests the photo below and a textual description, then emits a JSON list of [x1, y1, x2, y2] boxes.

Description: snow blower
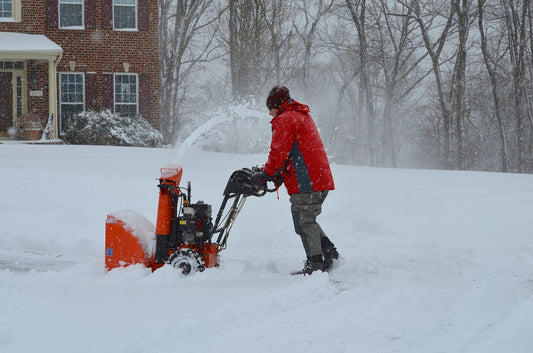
[[105, 165, 275, 275]]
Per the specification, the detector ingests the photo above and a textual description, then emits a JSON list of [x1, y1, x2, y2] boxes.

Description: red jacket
[[264, 100, 335, 195]]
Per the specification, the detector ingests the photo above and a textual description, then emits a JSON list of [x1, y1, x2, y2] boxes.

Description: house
[[0, 0, 159, 139]]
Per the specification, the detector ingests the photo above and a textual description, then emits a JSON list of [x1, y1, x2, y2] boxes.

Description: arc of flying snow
[[173, 104, 267, 163]]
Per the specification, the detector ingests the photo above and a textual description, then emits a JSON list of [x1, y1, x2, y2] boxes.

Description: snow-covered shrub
[[63, 110, 165, 147]]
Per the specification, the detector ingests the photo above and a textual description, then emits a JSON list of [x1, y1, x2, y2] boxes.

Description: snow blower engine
[[105, 165, 276, 275]]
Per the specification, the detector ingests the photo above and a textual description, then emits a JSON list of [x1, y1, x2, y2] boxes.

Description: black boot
[[323, 246, 339, 272], [291, 255, 324, 275]]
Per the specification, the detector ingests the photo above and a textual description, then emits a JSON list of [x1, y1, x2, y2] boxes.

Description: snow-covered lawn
[[1, 142, 532, 353]]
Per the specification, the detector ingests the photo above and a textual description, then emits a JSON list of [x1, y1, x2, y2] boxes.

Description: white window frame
[[59, 0, 85, 29], [59, 72, 86, 134], [113, 0, 137, 31], [0, 0, 20, 22], [114, 73, 138, 117]]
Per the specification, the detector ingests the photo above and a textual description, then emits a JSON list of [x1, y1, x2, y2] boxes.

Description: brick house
[[0, 0, 159, 139]]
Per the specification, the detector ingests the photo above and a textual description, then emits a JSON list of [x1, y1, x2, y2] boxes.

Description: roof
[[0, 32, 62, 60]]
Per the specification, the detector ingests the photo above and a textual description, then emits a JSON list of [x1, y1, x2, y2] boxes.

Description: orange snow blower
[[105, 165, 275, 275]]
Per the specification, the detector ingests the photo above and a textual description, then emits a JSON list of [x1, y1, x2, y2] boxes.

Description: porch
[[0, 32, 62, 139]]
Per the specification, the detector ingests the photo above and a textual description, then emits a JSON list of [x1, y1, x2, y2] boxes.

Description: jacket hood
[[277, 99, 310, 116]]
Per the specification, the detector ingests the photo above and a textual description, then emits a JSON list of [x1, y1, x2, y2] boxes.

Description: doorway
[[0, 71, 13, 136]]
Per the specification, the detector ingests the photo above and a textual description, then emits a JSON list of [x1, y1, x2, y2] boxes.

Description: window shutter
[[85, 0, 97, 29], [101, 0, 113, 30], [46, 0, 58, 28], [85, 73, 98, 111], [138, 0, 150, 31], [139, 73, 151, 121], [102, 73, 114, 111]]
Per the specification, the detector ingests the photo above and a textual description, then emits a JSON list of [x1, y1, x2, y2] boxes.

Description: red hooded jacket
[[264, 100, 335, 195]]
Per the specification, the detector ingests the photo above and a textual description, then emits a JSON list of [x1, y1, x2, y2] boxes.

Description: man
[[252, 86, 339, 275]]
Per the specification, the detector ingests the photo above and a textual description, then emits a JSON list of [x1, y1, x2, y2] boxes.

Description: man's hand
[[272, 171, 284, 187], [251, 170, 270, 188]]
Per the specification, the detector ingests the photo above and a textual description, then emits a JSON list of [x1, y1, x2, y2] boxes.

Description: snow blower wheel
[[168, 249, 205, 275]]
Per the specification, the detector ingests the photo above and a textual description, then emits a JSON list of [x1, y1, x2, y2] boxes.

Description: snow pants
[[290, 190, 335, 258]]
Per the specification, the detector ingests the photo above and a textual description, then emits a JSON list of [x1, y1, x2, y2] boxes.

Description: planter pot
[[24, 129, 42, 141]]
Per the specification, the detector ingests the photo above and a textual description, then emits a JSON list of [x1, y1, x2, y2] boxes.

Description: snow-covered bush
[[63, 110, 165, 147]]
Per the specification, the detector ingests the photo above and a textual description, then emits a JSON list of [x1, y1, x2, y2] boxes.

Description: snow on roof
[[0, 32, 62, 58]]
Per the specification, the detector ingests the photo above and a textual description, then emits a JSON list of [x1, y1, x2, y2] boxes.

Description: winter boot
[[291, 255, 325, 275], [323, 246, 339, 272]]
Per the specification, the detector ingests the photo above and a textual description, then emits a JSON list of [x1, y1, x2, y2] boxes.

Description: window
[[0, 61, 23, 70], [0, 0, 12, 19], [0, 0, 19, 21], [16, 76, 22, 118], [114, 0, 136, 30], [114, 74, 138, 117], [59, 0, 84, 28], [59, 73, 85, 133]]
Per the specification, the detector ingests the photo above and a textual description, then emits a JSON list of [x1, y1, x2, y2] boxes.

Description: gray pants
[[290, 190, 334, 258]]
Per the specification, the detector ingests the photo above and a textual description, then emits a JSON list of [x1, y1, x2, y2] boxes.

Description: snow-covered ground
[[1, 142, 533, 353]]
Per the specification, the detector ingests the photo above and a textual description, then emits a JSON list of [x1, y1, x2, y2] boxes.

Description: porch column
[[48, 53, 61, 138]]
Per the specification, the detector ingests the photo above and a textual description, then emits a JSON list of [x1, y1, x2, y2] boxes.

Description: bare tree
[[373, 0, 430, 167], [293, 0, 334, 91], [227, 0, 296, 99], [264, 0, 296, 85], [399, 0, 456, 168], [478, 0, 509, 172], [345, 0, 377, 165], [450, 0, 471, 170], [229, 0, 266, 98], [526, 2, 533, 172], [159, 0, 225, 140], [527, 2, 533, 171], [503, 0, 530, 172]]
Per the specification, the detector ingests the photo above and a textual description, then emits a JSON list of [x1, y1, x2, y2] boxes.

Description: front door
[[0, 72, 13, 136]]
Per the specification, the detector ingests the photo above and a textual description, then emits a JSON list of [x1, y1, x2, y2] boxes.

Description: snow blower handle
[[222, 167, 276, 197], [213, 167, 277, 249], [252, 166, 283, 195]]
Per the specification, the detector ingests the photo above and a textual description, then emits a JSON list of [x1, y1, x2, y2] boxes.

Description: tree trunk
[[503, 0, 529, 172], [345, 0, 376, 165], [452, 0, 469, 170], [406, 0, 456, 169], [478, 0, 509, 172]]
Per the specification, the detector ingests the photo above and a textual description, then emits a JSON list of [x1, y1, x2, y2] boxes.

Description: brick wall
[[0, 0, 160, 130], [26, 62, 50, 119], [0, 1, 46, 32]]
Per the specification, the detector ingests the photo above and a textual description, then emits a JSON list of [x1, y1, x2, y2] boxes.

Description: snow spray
[[172, 104, 267, 164], [172, 113, 230, 163]]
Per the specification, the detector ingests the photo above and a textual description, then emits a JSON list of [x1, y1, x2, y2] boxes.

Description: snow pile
[[108, 209, 156, 257], [0, 142, 533, 353]]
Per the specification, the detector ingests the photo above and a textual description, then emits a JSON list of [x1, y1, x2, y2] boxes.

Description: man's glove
[[251, 170, 270, 188], [273, 171, 284, 187]]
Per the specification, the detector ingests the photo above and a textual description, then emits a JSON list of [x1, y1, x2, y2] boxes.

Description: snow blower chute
[[105, 165, 275, 275]]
